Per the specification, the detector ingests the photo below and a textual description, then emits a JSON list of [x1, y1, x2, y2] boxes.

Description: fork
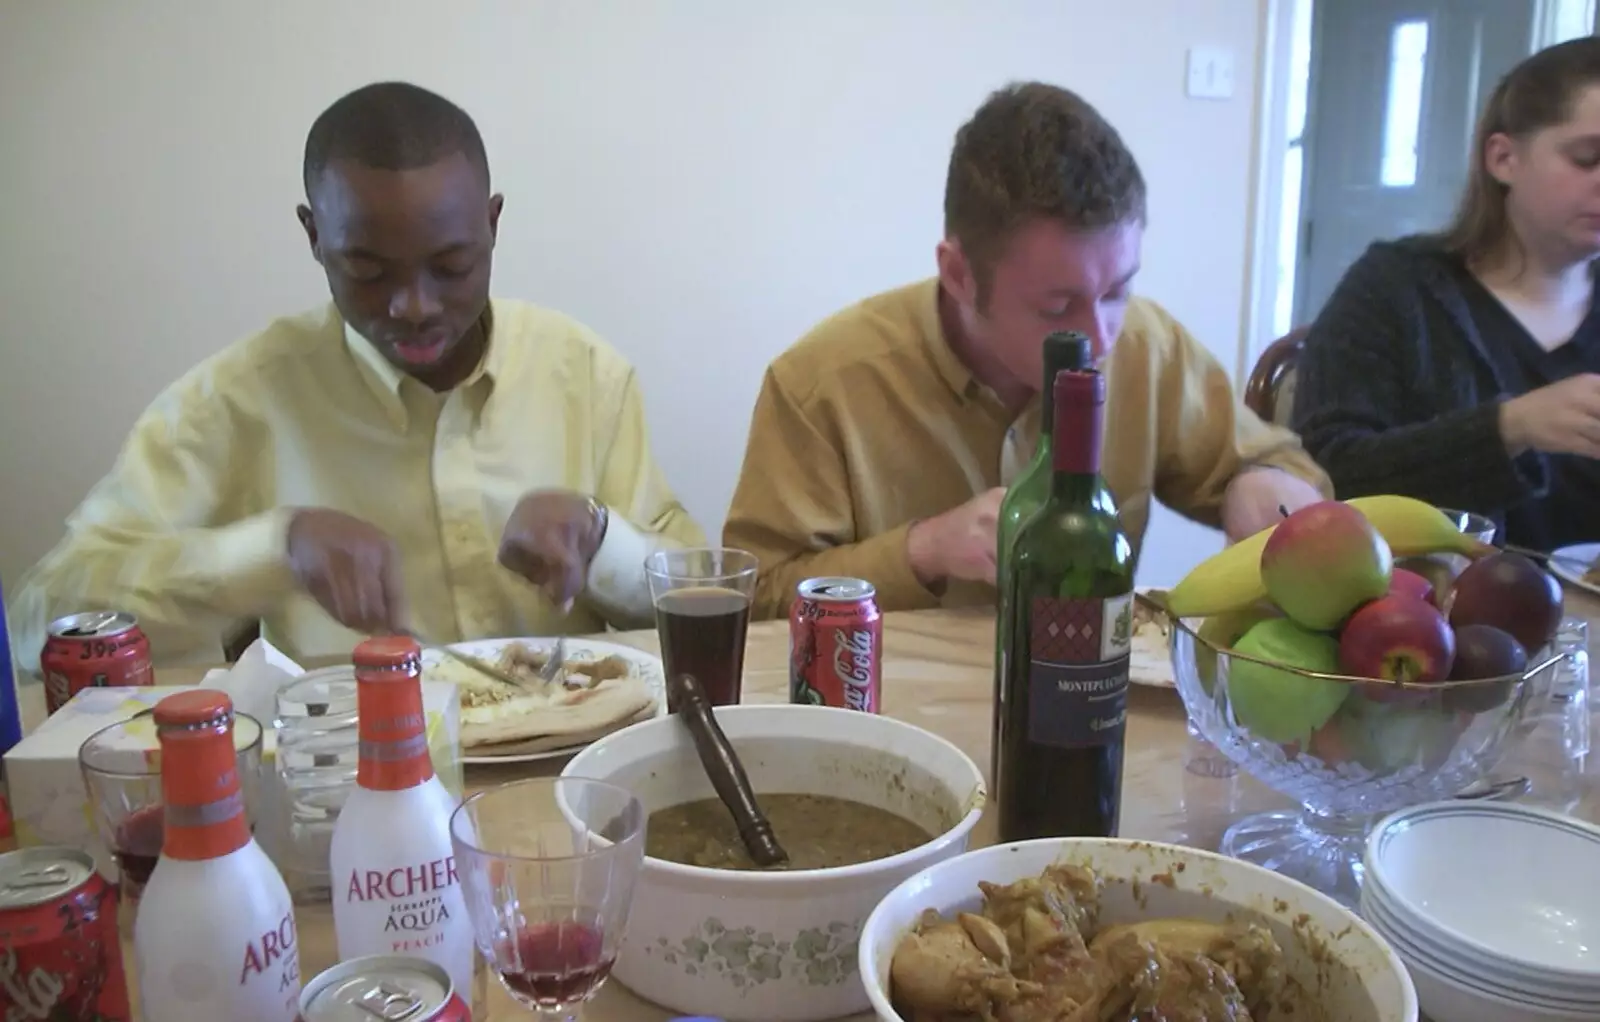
[[539, 637, 569, 683]]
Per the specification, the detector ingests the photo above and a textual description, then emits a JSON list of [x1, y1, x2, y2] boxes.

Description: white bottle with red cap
[[329, 635, 477, 1002], [133, 689, 301, 1021]]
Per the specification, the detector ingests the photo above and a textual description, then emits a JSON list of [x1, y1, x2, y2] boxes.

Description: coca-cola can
[[299, 954, 471, 1021], [40, 611, 153, 715], [0, 846, 130, 1021], [789, 577, 882, 713]]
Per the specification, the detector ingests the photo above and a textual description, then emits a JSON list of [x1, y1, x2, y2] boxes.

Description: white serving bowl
[[561, 705, 986, 1022], [859, 837, 1418, 1022], [1364, 802, 1600, 977], [1360, 801, 1600, 1019], [1361, 889, 1598, 1016]]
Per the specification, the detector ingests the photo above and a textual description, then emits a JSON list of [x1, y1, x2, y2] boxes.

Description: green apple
[[1196, 602, 1281, 695], [1324, 694, 1462, 773], [1227, 618, 1349, 745]]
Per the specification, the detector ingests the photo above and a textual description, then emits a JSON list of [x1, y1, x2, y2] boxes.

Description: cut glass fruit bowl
[[1156, 601, 1560, 910]]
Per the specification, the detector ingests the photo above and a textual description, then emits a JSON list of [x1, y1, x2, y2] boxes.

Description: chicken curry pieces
[[890, 863, 1319, 1022]]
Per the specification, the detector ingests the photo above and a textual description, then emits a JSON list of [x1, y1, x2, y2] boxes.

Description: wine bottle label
[[1027, 593, 1132, 747]]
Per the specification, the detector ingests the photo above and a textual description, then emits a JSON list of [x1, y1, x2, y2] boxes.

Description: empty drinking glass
[[646, 548, 758, 710], [1500, 618, 1591, 812], [273, 666, 360, 903], [451, 777, 646, 1020]]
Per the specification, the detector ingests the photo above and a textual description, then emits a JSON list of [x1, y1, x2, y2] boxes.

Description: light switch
[[1186, 46, 1235, 100]]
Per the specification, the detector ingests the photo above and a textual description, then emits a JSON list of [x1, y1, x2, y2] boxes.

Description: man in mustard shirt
[[723, 82, 1330, 620], [11, 82, 703, 670]]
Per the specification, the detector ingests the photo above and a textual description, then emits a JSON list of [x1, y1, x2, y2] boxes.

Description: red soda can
[[299, 954, 471, 1021], [0, 846, 130, 1021], [789, 577, 882, 713], [40, 611, 153, 715]]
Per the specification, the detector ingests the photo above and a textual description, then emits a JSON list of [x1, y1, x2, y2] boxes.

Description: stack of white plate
[[1362, 802, 1600, 1022]]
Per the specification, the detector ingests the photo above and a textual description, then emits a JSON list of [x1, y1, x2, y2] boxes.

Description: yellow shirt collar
[[341, 303, 504, 421]]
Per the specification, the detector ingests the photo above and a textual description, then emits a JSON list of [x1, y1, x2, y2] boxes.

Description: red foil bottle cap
[[353, 635, 422, 671], [1051, 369, 1107, 476], [1053, 368, 1106, 409]]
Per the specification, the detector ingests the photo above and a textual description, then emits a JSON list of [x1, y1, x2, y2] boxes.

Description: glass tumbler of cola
[[646, 547, 759, 710]]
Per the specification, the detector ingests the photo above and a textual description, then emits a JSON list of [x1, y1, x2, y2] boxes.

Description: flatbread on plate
[[425, 645, 658, 752], [463, 703, 659, 756], [1129, 594, 1174, 687]]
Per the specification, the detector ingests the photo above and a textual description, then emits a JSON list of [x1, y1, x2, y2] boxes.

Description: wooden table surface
[[28, 598, 1600, 1021]]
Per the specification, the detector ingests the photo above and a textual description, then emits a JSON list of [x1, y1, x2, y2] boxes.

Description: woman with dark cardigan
[[1292, 37, 1600, 551]]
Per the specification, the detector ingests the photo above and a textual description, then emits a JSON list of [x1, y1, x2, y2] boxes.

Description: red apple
[[1395, 554, 1463, 610], [1387, 567, 1434, 605], [1449, 552, 1563, 654], [1339, 596, 1456, 703]]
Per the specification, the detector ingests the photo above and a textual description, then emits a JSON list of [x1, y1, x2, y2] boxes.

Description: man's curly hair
[[944, 82, 1146, 302]]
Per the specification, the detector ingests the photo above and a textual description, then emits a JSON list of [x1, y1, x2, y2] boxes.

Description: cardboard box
[[3, 681, 461, 881]]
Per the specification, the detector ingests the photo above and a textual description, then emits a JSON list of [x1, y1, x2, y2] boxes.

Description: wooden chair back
[[1244, 327, 1308, 426]]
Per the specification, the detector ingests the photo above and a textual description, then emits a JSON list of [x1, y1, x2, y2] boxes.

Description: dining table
[[13, 593, 1600, 1021]]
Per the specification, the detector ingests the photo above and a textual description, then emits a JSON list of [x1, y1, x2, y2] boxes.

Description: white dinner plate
[[1547, 542, 1600, 597], [421, 636, 666, 765]]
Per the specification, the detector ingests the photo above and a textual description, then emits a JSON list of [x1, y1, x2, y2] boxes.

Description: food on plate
[[1128, 596, 1176, 686], [889, 862, 1315, 1022], [646, 793, 934, 871], [1261, 501, 1392, 630], [1584, 558, 1600, 586], [1227, 618, 1347, 744], [426, 642, 657, 754], [1448, 551, 1563, 655], [1165, 493, 1483, 619]]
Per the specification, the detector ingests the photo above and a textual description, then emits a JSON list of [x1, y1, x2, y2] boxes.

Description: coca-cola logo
[[0, 947, 64, 1021], [831, 630, 874, 710]]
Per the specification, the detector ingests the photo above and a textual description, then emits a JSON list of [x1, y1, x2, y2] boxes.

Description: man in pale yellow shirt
[[11, 82, 703, 671], [724, 82, 1330, 620]]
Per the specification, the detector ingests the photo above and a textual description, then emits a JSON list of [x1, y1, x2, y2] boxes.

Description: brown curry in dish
[[646, 793, 934, 870], [891, 863, 1325, 1022]]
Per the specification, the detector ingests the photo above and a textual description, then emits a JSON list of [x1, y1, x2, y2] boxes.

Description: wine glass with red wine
[[78, 708, 264, 928], [450, 777, 646, 1020]]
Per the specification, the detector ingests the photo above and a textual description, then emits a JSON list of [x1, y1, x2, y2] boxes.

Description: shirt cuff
[[585, 509, 656, 626], [861, 521, 942, 613], [198, 508, 299, 610]]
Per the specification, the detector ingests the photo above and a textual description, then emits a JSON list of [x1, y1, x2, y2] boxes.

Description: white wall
[[0, 0, 1262, 594]]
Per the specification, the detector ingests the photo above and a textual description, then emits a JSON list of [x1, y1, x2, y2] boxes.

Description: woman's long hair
[[1439, 36, 1600, 265]]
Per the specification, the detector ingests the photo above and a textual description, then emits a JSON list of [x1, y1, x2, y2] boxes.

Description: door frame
[[1236, 0, 1599, 384]]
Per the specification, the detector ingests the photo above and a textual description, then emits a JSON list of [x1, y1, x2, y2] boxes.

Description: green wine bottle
[[996, 368, 1134, 841], [993, 332, 1096, 786]]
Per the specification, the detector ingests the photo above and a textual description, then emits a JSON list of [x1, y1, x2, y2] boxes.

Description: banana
[[1166, 494, 1493, 619], [1165, 525, 1274, 618], [1341, 495, 1494, 557]]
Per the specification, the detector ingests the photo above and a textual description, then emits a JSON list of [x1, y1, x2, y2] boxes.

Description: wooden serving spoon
[[666, 673, 789, 867]]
